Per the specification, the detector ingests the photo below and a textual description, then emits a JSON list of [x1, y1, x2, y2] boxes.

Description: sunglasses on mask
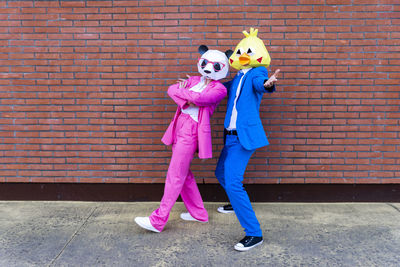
[[198, 58, 226, 72]]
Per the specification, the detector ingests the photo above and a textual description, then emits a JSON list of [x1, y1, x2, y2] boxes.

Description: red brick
[[0, 0, 399, 185]]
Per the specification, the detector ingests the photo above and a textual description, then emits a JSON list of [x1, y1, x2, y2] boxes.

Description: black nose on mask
[[204, 70, 211, 74]]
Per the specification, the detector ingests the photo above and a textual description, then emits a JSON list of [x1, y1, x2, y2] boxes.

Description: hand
[[177, 74, 191, 88], [264, 69, 280, 88]]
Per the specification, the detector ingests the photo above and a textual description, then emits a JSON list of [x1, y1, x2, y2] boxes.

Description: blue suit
[[215, 66, 275, 237]]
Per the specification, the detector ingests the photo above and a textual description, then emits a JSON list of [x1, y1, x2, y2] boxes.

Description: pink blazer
[[161, 76, 227, 159]]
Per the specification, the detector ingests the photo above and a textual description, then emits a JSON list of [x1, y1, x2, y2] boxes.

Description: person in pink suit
[[135, 45, 233, 232]]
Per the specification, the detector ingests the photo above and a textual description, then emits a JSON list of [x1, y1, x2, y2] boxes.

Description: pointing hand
[[264, 69, 280, 88], [177, 74, 191, 88]]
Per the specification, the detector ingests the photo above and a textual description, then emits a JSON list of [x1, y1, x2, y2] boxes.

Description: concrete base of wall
[[1, 183, 400, 202]]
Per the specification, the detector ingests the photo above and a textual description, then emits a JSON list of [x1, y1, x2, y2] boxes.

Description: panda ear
[[198, 45, 208, 55], [225, 49, 233, 59]]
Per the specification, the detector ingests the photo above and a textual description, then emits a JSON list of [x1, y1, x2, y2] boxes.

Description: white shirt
[[227, 68, 252, 130], [181, 77, 207, 122]]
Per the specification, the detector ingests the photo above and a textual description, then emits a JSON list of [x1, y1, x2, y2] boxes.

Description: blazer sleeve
[[253, 67, 276, 94], [167, 78, 197, 109], [174, 82, 227, 107]]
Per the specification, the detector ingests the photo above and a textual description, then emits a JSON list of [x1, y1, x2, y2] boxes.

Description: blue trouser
[[215, 134, 262, 237]]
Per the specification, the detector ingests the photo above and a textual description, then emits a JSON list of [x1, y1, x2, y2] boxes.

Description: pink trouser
[[149, 113, 208, 232]]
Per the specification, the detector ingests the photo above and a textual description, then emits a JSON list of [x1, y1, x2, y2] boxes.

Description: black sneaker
[[217, 204, 234, 214], [234, 236, 263, 251]]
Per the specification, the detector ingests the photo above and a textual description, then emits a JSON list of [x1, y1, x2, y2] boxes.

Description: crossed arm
[[168, 77, 227, 108]]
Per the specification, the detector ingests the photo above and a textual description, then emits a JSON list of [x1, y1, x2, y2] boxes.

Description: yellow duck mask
[[229, 28, 271, 70]]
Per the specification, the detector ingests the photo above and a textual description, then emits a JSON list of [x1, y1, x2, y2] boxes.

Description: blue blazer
[[224, 66, 275, 150]]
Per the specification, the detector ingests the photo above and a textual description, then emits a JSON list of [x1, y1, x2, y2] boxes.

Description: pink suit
[[149, 76, 227, 232]]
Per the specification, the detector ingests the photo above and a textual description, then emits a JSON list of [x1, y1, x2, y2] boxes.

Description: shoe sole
[[217, 207, 235, 214], [134, 218, 160, 233], [180, 213, 208, 223], [234, 240, 263, 252]]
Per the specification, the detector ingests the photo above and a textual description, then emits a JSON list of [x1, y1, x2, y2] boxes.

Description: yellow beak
[[239, 53, 251, 66]]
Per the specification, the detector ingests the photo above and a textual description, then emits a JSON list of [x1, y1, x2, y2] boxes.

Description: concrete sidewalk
[[0, 202, 400, 267]]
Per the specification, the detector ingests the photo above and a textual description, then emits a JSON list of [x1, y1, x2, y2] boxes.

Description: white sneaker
[[180, 212, 208, 223], [217, 204, 235, 214], [134, 217, 160, 233], [234, 236, 263, 252]]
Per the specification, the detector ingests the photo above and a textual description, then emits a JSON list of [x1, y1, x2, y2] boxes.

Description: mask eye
[[247, 47, 255, 56], [200, 59, 208, 68], [213, 63, 221, 72], [236, 48, 242, 56]]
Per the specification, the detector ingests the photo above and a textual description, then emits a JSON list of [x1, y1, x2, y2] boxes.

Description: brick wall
[[1, 0, 399, 184]]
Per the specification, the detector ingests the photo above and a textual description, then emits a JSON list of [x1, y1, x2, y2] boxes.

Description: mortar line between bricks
[[386, 203, 400, 214], [47, 205, 99, 267]]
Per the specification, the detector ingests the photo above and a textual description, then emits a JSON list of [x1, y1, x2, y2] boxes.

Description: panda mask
[[197, 45, 233, 81]]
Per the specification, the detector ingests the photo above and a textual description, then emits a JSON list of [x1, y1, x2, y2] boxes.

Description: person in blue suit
[[215, 28, 280, 252]]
